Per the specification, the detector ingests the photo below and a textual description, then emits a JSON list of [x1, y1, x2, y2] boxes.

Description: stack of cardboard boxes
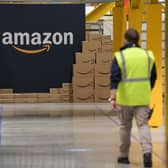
[[0, 89, 14, 103], [49, 88, 61, 103], [0, 83, 72, 104], [60, 83, 73, 102], [95, 35, 113, 102], [73, 54, 95, 102], [73, 33, 113, 103], [15, 93, 38, 103], [50, 83, 73, 103]]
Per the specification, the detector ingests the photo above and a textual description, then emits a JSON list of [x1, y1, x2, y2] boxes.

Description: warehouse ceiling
[[0, 0, 165, 4], [0, 0, 118, 3]]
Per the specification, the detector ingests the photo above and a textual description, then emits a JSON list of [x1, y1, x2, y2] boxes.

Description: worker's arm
[[150, 63, 157, 89], [109, 89, 117, 101], [110, 57, 121, 91], [109, 58, 121, 109]]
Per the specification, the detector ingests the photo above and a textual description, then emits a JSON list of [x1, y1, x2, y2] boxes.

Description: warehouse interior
[[0, 0, 167, 167]]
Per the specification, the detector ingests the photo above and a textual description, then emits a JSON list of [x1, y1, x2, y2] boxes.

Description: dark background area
[[0, 4, 85, 92]]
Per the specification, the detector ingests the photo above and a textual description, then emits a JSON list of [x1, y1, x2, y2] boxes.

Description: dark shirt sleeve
[[110, 57, 121, 89], [150, 63, 157, 89]]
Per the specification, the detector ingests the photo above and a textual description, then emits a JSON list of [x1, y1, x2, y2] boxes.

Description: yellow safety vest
[[115, 47, 155, 106]]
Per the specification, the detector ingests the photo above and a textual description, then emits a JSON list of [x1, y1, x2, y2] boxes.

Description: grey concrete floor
[[0, 103, 166, 168]]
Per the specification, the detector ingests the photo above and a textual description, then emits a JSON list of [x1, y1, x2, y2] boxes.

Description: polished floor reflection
[[0, 103, 166, 168]]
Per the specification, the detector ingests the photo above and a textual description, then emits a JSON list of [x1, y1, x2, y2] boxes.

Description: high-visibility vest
[[115, 47, 155, 106]]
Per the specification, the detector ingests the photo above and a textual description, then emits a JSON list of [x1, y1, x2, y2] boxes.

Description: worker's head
[[124, 28, 139, 45]]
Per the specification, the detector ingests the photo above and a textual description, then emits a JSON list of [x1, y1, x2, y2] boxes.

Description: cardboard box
[[62, 83, 72, 89], [61, 83, 72, 95], [73, 64, 94, 77], [48, 96, 62, 103], [101, 42, 113, 52], [82, 41, 88, 52], [85, 32, 89, 41], [73, 96, 94, 103], [50, 88, 60, 94], [0, 89, 13, 94], [101, 35, 111, 44], [95, 86, 110, 103], [82, 41, 101, 52], [14, 98, 27, 103], [61, 100, 72, 103], [61, 95, 73, 103], [96, 52, 113, 64], [37, 98, 50, 103], [23, 93, 37, 98], [96, 51, 113, 58], [103, 40, 113, 45], [14, 94, 23, 99], [0, 99, 15, 103], [22, 98, 38, 103], [36, 93, 50, 98], [96, 52, 113, 60], [75, 52, 95, 64], [61, 94, 73, 99], [0, 94, 14, 99], [95, 97, 109, 103], [76, 52, 83, 57], [49, 94, 61, 98], [84, 52, 96, 58], [88, 33, 102, 41], [60, 88, 73, 96], [73, 86, 94, 94], [60, 93, 73, 102], [95, 64, 111, 77], [95, 76, 110, 87], [82, 44, 96, 54], [73, 87, 94, 103], [14, 93, 37, 98], [89, 40, 102, 51], [73, 76, 94, 88]]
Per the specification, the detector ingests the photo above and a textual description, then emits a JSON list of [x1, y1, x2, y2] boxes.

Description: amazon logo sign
[[1, 32, 74, 54], [0, 4, 85, 93]]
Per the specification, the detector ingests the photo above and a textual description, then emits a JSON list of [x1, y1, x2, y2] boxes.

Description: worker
[[109, 28, 157, 167]]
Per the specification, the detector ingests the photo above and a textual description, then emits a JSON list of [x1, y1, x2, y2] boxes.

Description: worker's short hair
[[124, 28, 139, 45]]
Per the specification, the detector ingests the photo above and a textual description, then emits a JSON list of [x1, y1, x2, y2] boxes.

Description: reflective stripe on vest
[[120, 50, 151, 82]]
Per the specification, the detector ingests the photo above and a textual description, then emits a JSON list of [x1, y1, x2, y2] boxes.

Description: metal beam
[[86, 2, 115, 21]]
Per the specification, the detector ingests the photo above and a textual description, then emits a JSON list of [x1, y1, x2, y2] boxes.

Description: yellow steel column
[[165, 0, 168, 166], [130, 0, 140, 8], [146, 3, 162, 126], [128, 0, 143, 45], [113, 1, 126, 51]]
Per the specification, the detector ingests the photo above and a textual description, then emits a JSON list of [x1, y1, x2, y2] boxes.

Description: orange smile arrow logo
[[13, 44, 51, 54]]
